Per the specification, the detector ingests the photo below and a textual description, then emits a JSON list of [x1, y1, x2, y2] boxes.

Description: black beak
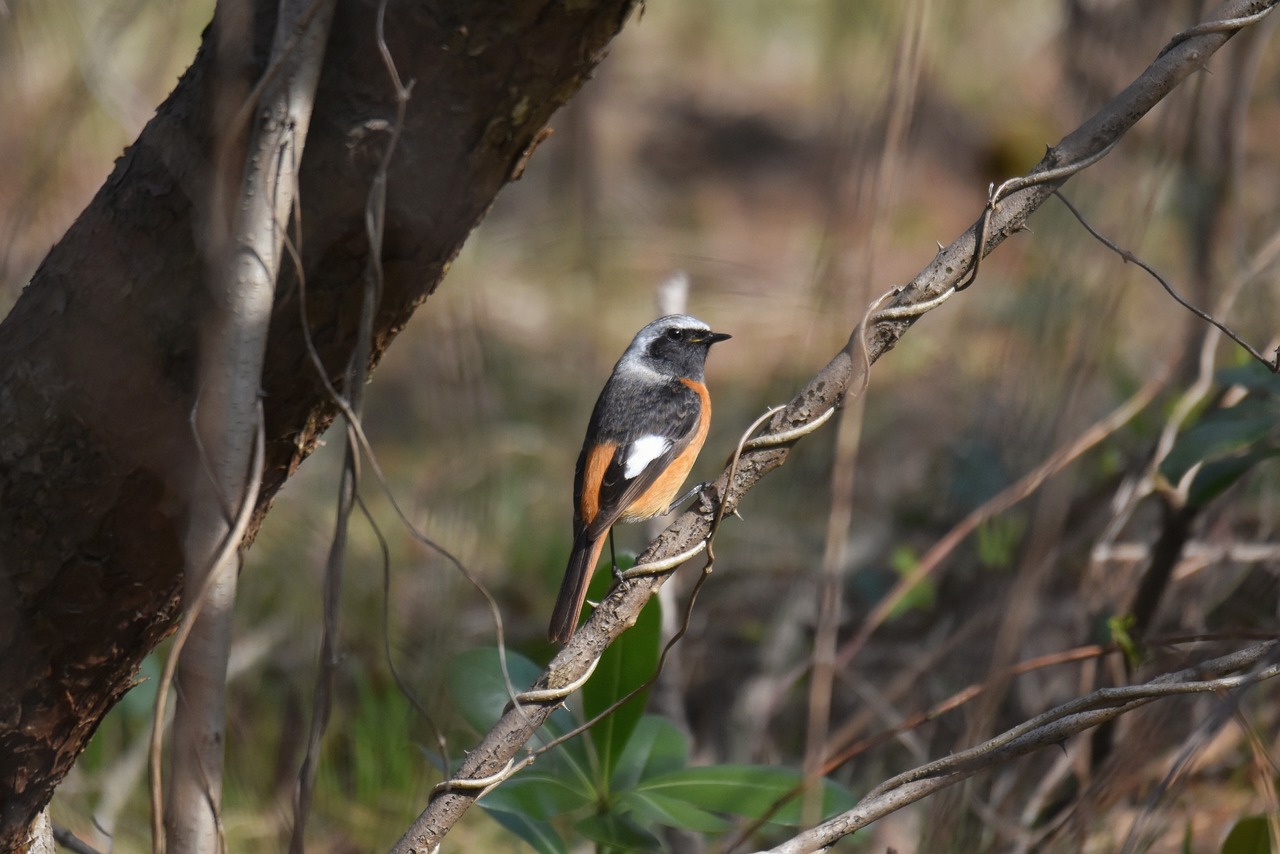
[[700, 331, 732, 345]]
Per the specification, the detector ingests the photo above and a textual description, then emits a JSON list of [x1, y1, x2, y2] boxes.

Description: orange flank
[[579, 441, 616, 524]]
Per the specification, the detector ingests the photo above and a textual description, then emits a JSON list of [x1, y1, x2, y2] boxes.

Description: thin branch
[[1088, 223, 1280, 573], [724, 642, 1112, 853], [1054, 190, 1279, 372], [827, 644, 1111, 774], [767, 642, 1280, 854], [288, 0, 404, 846], [361, 492, 441, 745], [1118, 643, 1280, 853]]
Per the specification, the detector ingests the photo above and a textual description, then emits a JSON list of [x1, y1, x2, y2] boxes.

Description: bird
[[548, 314, 731, 643]]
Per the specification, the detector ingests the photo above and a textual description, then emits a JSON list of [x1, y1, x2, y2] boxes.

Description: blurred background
[[4, 0, 1280, 851]]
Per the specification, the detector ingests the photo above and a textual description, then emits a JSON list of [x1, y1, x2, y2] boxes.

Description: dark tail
[[549, 533, 607, 643]]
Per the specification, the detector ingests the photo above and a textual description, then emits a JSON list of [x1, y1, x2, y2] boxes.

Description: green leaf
[[887, 546, 935, 618], [616, 790, 732, 833], [1186, 446, 1280, 509], [976, 515, 1026, 571], [634, 765, 853, 825], [1108, 614, 1141, 670], [1216, 361, 1280, 393], [1160, 396, 1279, 485], [764, 775, 856, 825], [484, 807, 568, 854], [575, 811, 662, 850], [448, 647, 543, 734], [480, 773, 595, 821], [446, 646, 577, 746], [579, 569, 662, 789], [1221, 814, 1272, 854], [610, 715, 689, 792], [541, 720, 598, 802]]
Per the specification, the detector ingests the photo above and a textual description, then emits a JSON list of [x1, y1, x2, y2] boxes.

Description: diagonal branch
[[767, 641, 1280, 853], [391, 0, 1278, 849]]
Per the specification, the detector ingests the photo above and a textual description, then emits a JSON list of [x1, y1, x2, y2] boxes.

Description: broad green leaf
[[538, 719, 598, 802], [611, 715, 689, 792], [446, 646, 577, 744], [484, 807, 568, 854], [448, 647, 543, 733], [1221, 814, 1272, 854], [635, 765, 853, 825], [616, 789, 732, 833], [768, 777, 855, 825], [575, 811, 662, 850], [480, 773, 595, 821], [579, 568, 662, 789]]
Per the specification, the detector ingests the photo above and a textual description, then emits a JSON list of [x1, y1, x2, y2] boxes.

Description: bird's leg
[[609, 529, 624, 582], [665, 481, 709, 515]]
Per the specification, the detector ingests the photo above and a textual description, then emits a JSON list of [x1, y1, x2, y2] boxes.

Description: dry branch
[[767, 642, 1280, 853], [391, 0, 1278, 849]]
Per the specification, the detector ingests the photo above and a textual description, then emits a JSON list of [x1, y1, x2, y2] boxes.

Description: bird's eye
[[666, 328, 684, 341]]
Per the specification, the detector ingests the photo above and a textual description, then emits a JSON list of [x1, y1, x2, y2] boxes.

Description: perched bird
[[549, 314, 730, 643]]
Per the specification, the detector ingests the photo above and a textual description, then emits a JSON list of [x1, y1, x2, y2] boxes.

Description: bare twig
[[722, 643, 1111, 853], [1087, 216, 1280, 581], [803, 0, 928, 807], [1054, 191, 1279, 372], [1118, 644, 1280, 853], [288, 0, 406, 847], [767, 642, 1280, 854]]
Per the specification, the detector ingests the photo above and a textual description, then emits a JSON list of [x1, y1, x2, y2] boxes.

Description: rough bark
[[0, 0, 638, 848]]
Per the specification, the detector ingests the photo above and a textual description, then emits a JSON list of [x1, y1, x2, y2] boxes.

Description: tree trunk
[[0, 0, 638, 848]]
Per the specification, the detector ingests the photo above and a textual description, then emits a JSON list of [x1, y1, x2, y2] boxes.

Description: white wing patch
[[623, 435, 672, 479]]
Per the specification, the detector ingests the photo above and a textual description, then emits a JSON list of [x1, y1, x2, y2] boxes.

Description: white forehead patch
[[624, 435, 671, 479], [624, 315, 712, 357], [657, 314, 710, 332]]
